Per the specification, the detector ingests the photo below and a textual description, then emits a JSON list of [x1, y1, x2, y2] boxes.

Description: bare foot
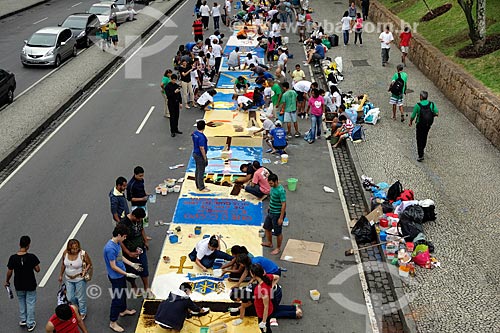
[[146, 236, 152, 240], [119, 309, 136, 317], [200, 188, 211, 192], [270, 248, 281, 255], [261, 242, 273, 248], [109, 322, 124, 332]]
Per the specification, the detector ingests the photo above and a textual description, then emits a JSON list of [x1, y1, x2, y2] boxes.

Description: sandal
[[401, 114, 405, 122]]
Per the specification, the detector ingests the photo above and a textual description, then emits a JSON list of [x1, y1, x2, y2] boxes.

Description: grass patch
[[379, 0, 500, 96]]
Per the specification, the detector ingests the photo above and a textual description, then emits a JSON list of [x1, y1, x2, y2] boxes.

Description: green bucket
[[287, 178, 298, 191]]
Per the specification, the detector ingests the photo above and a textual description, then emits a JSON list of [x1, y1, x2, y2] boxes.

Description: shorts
[[110, 35, 118, 42], [400, 46, 409, 53], [389, 95, 404, 106], [295, 89, 304, 102], [263, 212, 285, 236], [272, 144, 287, 150], [125, 247, 149, 278], [312, 53, 323, 61], [284, 111, 297, 123]]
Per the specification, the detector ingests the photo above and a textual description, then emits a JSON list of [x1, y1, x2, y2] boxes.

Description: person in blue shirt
[[306, 38, 325, 64], [191, 120, 209, 192], [229, 253, 281, 287], [268, 120, 288, 154], [104, 224, 143, 333]]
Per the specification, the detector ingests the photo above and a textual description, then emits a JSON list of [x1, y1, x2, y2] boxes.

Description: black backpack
[[386, 180, 403, 202], [418, 102, 435, 127], [390, 73, 404, 95]]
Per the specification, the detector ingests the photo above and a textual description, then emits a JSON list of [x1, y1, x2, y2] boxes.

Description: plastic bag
[[351, 216, 376, 243], [372, 189, 386, 199], [412, 244, 431, 268], [402, 205, 425, 224]]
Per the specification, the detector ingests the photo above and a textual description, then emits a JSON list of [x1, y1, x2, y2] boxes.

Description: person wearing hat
[[268, 120, 287, 154]]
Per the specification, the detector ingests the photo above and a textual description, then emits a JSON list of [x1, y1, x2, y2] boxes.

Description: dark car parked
[[0, 69, 16, 105], [61, 13, 100, 48]]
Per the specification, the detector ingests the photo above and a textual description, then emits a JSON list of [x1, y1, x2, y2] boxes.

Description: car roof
[[34, 27, 69, 34], [66, 13, 97, 19], [92, 2, 114, 6]]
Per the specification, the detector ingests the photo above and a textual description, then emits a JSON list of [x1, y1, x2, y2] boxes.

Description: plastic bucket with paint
[[169, 235, 178, 244], [287, 178, 298, 191], [309, 289, 320, 301], [194, 226, 202, 235], [161, 187, 168, 196], [174, 185, 181, 193], [281, 154, 289, 163]]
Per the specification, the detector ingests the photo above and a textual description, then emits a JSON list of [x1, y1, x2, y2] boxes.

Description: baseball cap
[[274, 120, 282, 126]]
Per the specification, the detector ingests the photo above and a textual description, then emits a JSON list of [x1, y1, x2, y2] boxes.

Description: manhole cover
[[352, 59, 370, 67]]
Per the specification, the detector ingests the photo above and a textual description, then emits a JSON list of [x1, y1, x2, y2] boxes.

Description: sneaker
[[417, 157, 424, 162], [287, 134, 292, 139], [270, 318, 279, 326], [27, 322, 36, 332], [294, 132, 301, 138], [19, 321, 26, 327], [266, 148, 273, 153], [232, 318, 243, 326]]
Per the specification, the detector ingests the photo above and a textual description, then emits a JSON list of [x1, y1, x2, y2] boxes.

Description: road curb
[[0, 0, 186, 171], [0, 0, 51, 21]]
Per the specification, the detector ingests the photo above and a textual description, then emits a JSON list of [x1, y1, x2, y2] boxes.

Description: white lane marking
[[303, 44, 379, 332], [136, 106, 155, 134], [0, 0, 189, 191], [38, 214, 88, 287], [33, 17, 48, 25], [15, 49, 86, 101], [71, 2, 82, 8]]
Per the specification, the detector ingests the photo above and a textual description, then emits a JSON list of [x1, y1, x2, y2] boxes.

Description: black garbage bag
[[351, 216, 376, 243], [381, 200, 394, 213], [402, 205, 425, 224], [386, 180, 403, 201], [421, 205, 437, 222], [398, 218, 424, 242]]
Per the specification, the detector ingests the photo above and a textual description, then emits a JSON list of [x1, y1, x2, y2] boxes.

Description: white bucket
[[173, 185, 181, 193], [309, 289, 320, 301], [167, 186, 174, 193], [283, 36, 289, 45], [281, 154, 289, 163]]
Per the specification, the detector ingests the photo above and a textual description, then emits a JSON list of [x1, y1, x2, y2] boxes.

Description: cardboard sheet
[[203, 109, 262, 138], [280, 239, 324, 266]]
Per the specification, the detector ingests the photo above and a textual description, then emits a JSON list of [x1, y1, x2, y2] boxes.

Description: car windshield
[[27, 33, 56, 47], [89, 6, 110, 15], [62, 17, 87, 29]]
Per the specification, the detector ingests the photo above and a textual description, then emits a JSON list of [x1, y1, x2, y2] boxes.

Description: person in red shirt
[[192, 15, 204, 42], [399, 27, 412, 67], [45, 304, 88, 333], [250, 264, 275, 332]]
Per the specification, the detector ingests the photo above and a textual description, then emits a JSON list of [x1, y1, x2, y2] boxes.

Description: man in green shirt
[[388, 64, 408, 122], [409, 91, 439, 162], [278, 82, 300, 138], [108, 18, 118, 50], [262, 174, 286, 255], [268, 79, 283, 122]]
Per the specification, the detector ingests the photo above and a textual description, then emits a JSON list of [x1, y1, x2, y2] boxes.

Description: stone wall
[[360, 0, 500, 149]]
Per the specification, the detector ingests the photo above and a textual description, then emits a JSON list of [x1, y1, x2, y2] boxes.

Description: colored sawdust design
[[192, 280, 225, 295]]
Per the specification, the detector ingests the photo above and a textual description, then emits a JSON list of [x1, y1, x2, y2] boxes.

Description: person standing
[[340, 11, 352, 46], [224, 0, 231, 26], [192, 15, 204, 42], [160, 69, 173, 118], [179, 60, 196, 109], [354, 13, 363, 46], [119, 208, 150, 296], [361, 0, 370, 21], [211, 39, 223, 74], [108, 18, 118, 50], [192, 120, 210, 192], [348, 2, 357, 30], [104, 224, 142, 333], [277, 47, 288, 73], [110, 176, 129, 226], [296, 9, 306, 42], [126, 166, 149, 222], [165, 74, 183, 137], [279, 82, 300, 138], [261, 174, 286, 255], [45, 304, 89, 333], [409, 91, 438, 162], [388, 64, 408, 122], [200, 1, 211, 30], [399, 27, 412, 67], [212, 2, 221, 30], [5, 236, 40, 332], [379, 25, 394, 66], [306, 88, 325, 143], [57, 239, 92, 320], [270, 79, 283, 122], [290, 64, 305, 85]]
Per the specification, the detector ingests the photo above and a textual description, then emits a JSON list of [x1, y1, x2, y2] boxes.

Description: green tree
[[457, 0, 486, 51]]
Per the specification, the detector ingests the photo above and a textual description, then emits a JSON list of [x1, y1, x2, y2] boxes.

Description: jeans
[[416, 123, 431, 158], [109, 276, 127, 322], [66, 279, 87, 315], [354, 30, 363, 44], [16, 290, 36, 326], [343, 30, 349, 45], [245, 184, 265, 198], [202, 16, 209, 29], [193, 153, 206, 190], [311, 114, 322, 140], [274, 305, 298, 319], [188, 249, 233, 268], [213, 16, 220, 30], [381, 48, 390, 64]]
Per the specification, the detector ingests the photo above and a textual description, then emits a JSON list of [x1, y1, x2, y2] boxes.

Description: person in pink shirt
[[306, 88, 325, 143], [245, 166, 271, 199]]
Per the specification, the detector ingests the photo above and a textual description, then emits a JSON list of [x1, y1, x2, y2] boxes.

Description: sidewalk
[[311, 0, 500, 332], [0, 0, 49, 19]]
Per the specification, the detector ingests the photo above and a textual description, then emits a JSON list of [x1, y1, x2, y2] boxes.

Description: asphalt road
[[0, 1, 371, 332], [0, 0, 146, 97]]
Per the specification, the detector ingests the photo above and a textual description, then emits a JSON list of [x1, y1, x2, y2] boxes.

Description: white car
[[88, 2, 130, 26]]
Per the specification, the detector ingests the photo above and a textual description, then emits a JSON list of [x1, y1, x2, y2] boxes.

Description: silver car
[[21, 27, 77, 67]]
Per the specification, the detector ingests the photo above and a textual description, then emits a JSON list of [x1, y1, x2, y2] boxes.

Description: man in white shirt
[[244, 53, 260, 69], [200, 1, 211, 30], [224, 0, 232, 26], [293, 80, 318, 118], [379, 25, 394, 67], [277, 48, 288, 73], [211, 39, 223, 73], [227, 47, 240, 70], [197, 89, 217, 111]]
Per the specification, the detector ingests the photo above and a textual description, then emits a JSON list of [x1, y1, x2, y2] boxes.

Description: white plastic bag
[[364, 108, 380, 125]]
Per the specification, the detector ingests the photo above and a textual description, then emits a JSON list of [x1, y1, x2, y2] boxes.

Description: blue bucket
[[169, 235, 178, 244], [194, 226, 202, 235]]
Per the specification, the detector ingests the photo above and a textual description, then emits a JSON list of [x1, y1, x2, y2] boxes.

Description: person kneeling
[[197, 89, 217, 111], [155, 282, 209, 332], [267, 120, 288, 154]]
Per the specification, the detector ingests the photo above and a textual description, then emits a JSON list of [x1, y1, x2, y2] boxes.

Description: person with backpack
[[409, 91, 438, 162], [388, 64, 408, 122]]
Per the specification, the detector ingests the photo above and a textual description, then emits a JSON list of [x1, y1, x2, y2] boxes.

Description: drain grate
[[352, 59, 370, 67]]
